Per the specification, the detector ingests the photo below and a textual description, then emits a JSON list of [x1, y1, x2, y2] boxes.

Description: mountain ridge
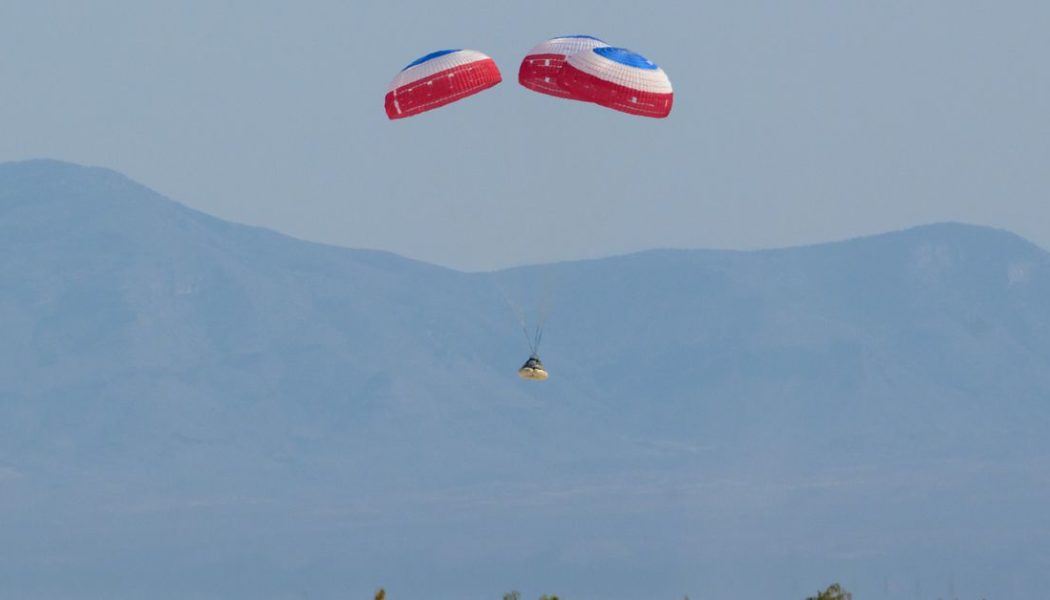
[[5, 158, 1045, 271]]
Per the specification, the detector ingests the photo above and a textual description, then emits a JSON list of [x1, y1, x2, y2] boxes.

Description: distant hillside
[[1, 159, 1049, 600]]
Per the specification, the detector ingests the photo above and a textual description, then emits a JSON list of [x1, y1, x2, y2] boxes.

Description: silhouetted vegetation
[[807, 583, 851, 600]]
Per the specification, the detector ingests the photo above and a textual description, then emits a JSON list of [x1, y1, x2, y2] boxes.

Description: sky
[[2, 0, 1049, 270]]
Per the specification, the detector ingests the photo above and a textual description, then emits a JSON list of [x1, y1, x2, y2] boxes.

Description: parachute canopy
[[518, 355, 549, 381], [385, 49, 502, 120], [560, 47, 673, 118], [518, 35, 609, 101]]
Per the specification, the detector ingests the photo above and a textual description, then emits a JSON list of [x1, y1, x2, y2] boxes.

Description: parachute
[[382, 39, 672, 380], [518, 35, 609, 101], [385, 49, 502, 120], [559, 47, 673, 118]]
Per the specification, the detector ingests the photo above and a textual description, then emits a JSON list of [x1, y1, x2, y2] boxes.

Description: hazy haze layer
[[2, 160, 1049, 599]]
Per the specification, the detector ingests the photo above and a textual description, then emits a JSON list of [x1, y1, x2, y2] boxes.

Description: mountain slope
[[1, 160, 1049, 600]]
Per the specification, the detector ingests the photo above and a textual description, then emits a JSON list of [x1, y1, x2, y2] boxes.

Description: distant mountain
[[2, 159, 1049, 600]]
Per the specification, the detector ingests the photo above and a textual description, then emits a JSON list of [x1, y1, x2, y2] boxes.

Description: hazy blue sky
[[2, 1, 1048, 270]]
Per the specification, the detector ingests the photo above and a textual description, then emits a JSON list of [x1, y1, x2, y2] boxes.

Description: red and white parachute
[[384, 49, 502, 120], [382, 40, 673, 381]]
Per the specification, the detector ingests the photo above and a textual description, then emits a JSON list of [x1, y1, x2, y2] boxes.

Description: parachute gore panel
[[518, 35, 608, 101], [560, 47, 673, 118]]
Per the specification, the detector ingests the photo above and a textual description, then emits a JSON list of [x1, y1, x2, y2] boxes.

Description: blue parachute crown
[[593, 47, 658, 70], [402, 49, 461, 71], [558, 34, 606, 42]]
